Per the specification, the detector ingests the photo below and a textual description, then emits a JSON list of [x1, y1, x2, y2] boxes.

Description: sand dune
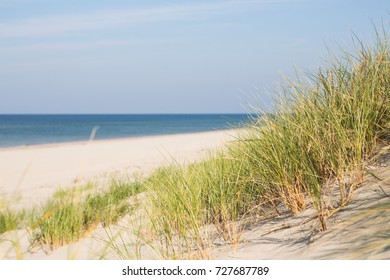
[[1, 130, 389, 260]]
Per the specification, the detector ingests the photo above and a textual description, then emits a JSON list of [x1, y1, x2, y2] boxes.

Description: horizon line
[[0, 112, 252, 115]]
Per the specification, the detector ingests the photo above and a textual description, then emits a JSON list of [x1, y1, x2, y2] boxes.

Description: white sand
[[0, 130, 237, 208]]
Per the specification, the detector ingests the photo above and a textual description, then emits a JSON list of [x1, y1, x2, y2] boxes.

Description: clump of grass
[[53, 182, 96, 201], [0, 209, 25, 234], [235, 29, 390, 230], [30, 180, 143, 249], [31, 201, 84, 248], [84, 180, 142, 227], [144, 153, 262, 259]]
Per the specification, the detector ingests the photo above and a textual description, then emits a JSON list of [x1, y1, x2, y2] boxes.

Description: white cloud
[[0, 2, 245, 38]]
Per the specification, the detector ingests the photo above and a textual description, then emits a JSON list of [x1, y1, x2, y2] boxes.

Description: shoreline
[[0, 128, 239, 151]]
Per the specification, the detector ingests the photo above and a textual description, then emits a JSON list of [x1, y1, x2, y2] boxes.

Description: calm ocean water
[[0, 114, 251, 148]]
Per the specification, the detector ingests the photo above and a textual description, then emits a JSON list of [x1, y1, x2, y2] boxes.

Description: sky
[[0, 0, 389, 114]]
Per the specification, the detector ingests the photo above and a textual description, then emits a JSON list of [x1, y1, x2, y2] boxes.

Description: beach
[[1, 3, 389, 278], [0, 129, 236, 209]]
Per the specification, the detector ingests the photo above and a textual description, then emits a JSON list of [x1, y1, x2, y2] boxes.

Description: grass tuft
[[30, 180, 143, 249], [143, 153, 266, 259], [0, 209, 25, 234]]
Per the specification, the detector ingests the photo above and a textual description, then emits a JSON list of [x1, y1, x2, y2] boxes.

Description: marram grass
[[30, 180, 143, 249], [235, 30, 390, 229], [144, 153, 261, 258], [143, 28, 390, 257], [0, 208, 25, 234]]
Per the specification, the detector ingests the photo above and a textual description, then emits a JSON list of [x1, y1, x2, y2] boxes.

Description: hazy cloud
[[0, 1, 271, 39]]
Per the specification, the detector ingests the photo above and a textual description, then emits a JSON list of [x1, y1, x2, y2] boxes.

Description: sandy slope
[[212, 150, 390, 260], [214, 168, 390, 259]]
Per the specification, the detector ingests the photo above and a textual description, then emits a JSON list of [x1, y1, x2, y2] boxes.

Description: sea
[[0, 114, 251, 148]]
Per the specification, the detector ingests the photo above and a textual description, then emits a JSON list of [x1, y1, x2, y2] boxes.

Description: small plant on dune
[[0, 208, 25, 234], [30, 201, 84, 249], [30, 180, 142, 249], [144, 153, 262, 259]]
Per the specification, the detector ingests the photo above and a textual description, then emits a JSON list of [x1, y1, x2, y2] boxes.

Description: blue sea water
[[0, 114, 251, 148]]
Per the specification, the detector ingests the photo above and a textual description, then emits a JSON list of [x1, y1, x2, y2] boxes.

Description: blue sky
[[0, 0, 388, 114]]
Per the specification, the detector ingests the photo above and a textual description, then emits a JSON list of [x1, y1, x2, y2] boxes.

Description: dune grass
[[235, 31, 389, 230], [30, 180, 143, 249], [143, 154, 261, 258], [140, 29, 389, 258], [0, 209, 25, 235]]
